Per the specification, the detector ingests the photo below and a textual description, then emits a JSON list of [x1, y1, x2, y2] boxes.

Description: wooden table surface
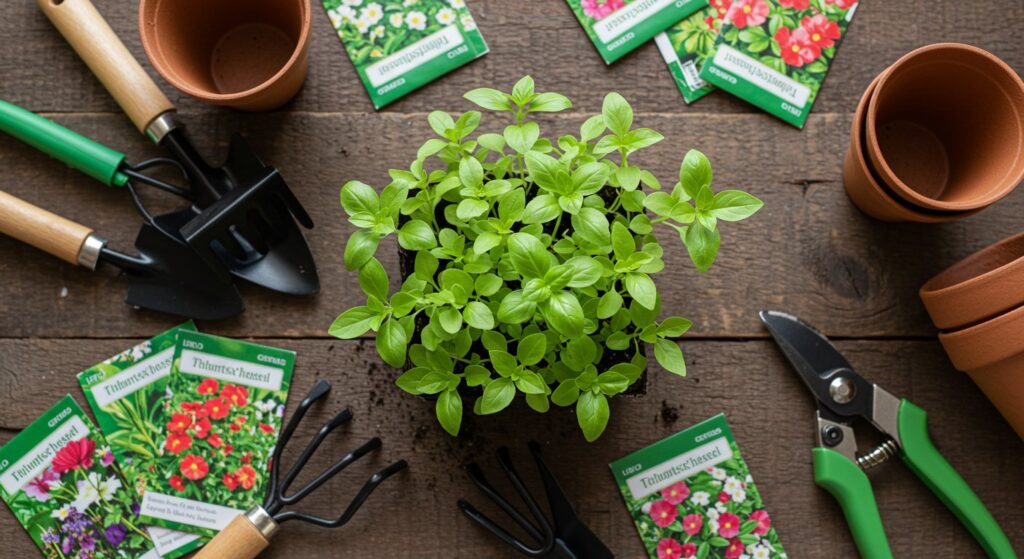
[[1, 1, 1022, 557]]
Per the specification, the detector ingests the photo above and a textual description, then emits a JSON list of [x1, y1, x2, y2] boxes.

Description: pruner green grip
[[0, 99, 128, 187], [813, 447, 894, 559], [897, 400, 1016, 559]]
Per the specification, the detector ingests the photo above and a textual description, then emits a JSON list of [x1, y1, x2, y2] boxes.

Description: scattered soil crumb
[[660, 400, 679, 425]]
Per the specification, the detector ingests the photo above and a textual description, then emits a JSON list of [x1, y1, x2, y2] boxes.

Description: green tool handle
[[898, 400, 1017, 559], [813, 447, 894, 559], [0, 99, 128, 187]]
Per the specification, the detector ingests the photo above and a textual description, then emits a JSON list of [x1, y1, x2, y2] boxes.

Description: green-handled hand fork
[[760, 310, 1016, 559]]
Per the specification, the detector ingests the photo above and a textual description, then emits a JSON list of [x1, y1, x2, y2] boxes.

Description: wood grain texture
[[0, 338, 1020, 557], [0, 190, 92, 265], [35, 0, 174, 134], [194, 515, 270, 559]]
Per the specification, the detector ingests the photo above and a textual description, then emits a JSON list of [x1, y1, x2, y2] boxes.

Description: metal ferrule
[[244, 505, 279, 540], [78, 234, 106, 270], [145, 112, 179, 144]]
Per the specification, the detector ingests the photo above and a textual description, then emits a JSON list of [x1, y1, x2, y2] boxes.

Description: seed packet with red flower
[[137, 331, 294, 537], [77, 323, 206, 557], [698, 0, 859, 127], [566, 0, 708, 64], [610, 414, 787, 559], [655, 4, 725, 103], [0, 395, 163, 558]]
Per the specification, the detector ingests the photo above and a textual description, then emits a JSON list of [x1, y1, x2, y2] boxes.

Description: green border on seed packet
[[137, 331, 295, 538], [78, 322, 207, 558], [324, 0, 489, 109], [566, 0, 708, 64], [699, 0, 858, 128], [0, 395, 160, 558], [610, 414, 787, 559], [654, 4, 721, 103]]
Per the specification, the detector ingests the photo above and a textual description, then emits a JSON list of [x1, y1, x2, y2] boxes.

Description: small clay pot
[[865, 43, 1024, 211], [939, 304, 1024, 438], [139, 0, 311, 111], [843, 76, 974, 223], [920, 232, 1024, 330]]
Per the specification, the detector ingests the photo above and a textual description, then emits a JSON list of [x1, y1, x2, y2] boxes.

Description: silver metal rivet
[[829, 376, 856, 404]]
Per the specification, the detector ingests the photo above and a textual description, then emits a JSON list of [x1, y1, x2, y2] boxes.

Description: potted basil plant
[[331, 77, 762, 441]]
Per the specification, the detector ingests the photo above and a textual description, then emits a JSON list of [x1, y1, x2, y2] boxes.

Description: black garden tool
[[37, 0, 319, 296], [194, 379, 407, 559], [459, 442, 613, 559], [0, 190, 243, 320]]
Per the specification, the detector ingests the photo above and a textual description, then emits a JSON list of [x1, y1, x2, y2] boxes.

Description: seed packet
[[78, 323, 206, 558], [566, 0, 708, 64], [0, 395, 160, 558], [610, 414, 787, 559], [137, 331, 295, 537], [654, 2, 726, 103], [323, 0, 489, 109], [698, 0, 858, 128]]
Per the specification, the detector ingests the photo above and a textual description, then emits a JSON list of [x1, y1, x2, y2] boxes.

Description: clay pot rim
[[138, 0, 312, 102], [920, 231, 1024, 301], [939, 301, 1024, 371], [850, 75, 976, 223], [866, 43, 1024, 211]]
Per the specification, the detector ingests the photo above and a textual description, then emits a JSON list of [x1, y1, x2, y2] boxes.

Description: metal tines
[[264, 379, 408, 527], [458, 442, 613, 559]]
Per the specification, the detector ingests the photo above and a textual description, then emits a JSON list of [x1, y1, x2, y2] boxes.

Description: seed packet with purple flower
[[0, 395, 160, 558], [610, 414, 787, 559], [78, 323, 206, 557]]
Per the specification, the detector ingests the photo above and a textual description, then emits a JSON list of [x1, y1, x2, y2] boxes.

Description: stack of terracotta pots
[[844, 43, 1024, 222], [921, 234, 1024, 438]]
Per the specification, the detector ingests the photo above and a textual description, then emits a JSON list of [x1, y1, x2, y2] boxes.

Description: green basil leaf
[[522, 194, 561, 224], [478, 132, 506, 152], [596, 290, 623, 319], [602, 92, 633, 136], [475, 273, 503, 296], [571, 207, 610, 247], [497, 290, 537, 323], [564, 336, 597, 369], [517, 332, 547, 366], [344, 229, 380, 270], [436, 389, 463, 436], [480, 330, 508, 352], [551, 380, 581, 406], [376, 317, 408, 367], [438, 307, 463, 334], [597, 372, 630, 395], [557, 193, 584, 215], [464, 87, 512, 111], [579, 115, 606, 142], [710, 190, 764, 221], [473, 231, 503, 254], [459, 155, 484, 188], [511, 76, 536, 105], [395, 367, 430, 394], [417, 138, 448, 160], [622, 127, 664, 150], [658, 317, 693, 337], [655, 338, 687, 376], [329, 306, 379, 339], [525, 393, 550, 413], [564, 256, 603, 287], [529, 92, 572, 112], [489, 350, 519, 377], [479, 378, 516, 414], [543, 264, 575, 291], [542, 291, 585, 337], [616, 165, 641, 191], [611, 221, 635, 260], [679, 149, 713, 200], [341, 180, 379, 216], [414, 251, 439, 280], [516, 370, 549, 394], [465, 364, 491, 387], [643, 191, 676, 217], [524, 151, 562, 191], [572, 162, 610, 195], [507, 232, 553, 278], [683, 222, 721, 273], [357, 257, 389, 302], [577, 391, 610, 442], [504, 122, 540, 154], [464, 301, 495, 330], [417, 370, 452, 394], [428, 111, 455, 137], [606, 331, 631, 351], [456, 198, 489, 220], [623, 272, 657, 310], [397, 219, 436, 250]]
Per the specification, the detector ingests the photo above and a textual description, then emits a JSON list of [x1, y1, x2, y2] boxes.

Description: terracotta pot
[[939, 304, 1024, 438], [843, 76, 974, 223], [920, 232, 1024, 330], [865, 43, 1024, 211], [139, 0, 311, 111]]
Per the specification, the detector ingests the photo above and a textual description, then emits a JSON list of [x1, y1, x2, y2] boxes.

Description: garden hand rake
[[195, 380, 408, 559], [458, 442, 613, 559]]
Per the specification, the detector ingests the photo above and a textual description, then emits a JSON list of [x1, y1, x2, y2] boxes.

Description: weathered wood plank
[[0, 338, 1021, 557], [0, 0, 1021, 117], [2, 111, 1022, 338]]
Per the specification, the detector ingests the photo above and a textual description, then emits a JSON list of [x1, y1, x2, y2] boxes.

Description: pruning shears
[[759, 311, 1016, 559]]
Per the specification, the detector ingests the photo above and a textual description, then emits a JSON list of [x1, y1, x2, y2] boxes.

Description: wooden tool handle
[[0, 191, 94, 265], [36, 0, 174, 135], [194, 515, 271, 559]]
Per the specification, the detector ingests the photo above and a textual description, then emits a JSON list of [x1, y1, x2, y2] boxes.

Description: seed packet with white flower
[[610, 414, 787, 559], [78, 323, 206, 557], [323, 0, 489, 109], [566, 0, 708, 64], [0, 395, 161, 558], [655, 3, 726, 103], [698, 0, 859, 127], [137, 331, 294, 537]]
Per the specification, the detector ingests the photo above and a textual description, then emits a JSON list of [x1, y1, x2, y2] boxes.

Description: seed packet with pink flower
[[78, 323, 207, 557], [137, 331, 294, 538], [698, 0, 858, 127], [610, 414, 787, 559], [0, 395, 161, 558], [566, 0, 708, 64], [654, 3, 726, 103]]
